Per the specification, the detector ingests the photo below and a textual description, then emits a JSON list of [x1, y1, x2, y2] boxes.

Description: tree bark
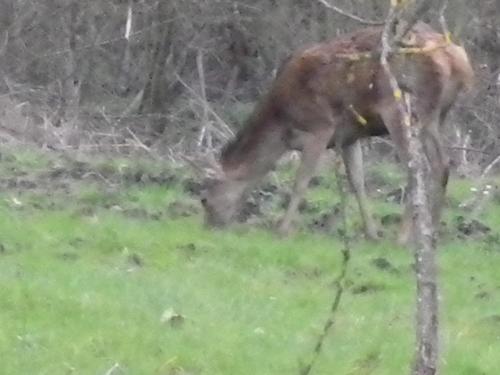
[[139, 1, 175, 135], [378, 4, 440, 373], [405, 100, 439, 375], [118, 0, 134, 95], [55, 1, 82, 127]]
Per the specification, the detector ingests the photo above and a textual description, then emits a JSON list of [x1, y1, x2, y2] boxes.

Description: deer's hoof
[[397, 234, 410, 247], [276, 221, 294, 237], [397, 227, 413, 247], [365, 231, 381, 242]]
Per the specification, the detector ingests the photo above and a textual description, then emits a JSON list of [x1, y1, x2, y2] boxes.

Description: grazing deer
[[199, 22, 473, 242]]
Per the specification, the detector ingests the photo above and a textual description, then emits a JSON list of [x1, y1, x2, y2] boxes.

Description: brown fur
[[202, 22, 473, 239], [222, 23, 471, 167]]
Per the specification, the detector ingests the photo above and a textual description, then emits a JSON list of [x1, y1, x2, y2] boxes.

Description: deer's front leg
[[278, 131, 331, 236]]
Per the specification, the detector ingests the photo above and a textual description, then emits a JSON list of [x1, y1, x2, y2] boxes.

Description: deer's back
[[269, 23, 472, 122]]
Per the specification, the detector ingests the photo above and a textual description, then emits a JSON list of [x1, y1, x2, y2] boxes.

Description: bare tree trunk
[[55, 1, 82, 128], [119, 0, 134, 95], [0, 1, 13, 60], [139, 1, 175, 135], [406, 100, 439, 375], [378, 3, 440, 372], [196, 50, 212, 150]]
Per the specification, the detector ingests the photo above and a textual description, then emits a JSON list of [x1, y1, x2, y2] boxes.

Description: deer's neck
[[220, 105, 286, 181]]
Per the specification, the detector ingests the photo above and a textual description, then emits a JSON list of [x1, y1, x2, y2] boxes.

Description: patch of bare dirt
[[120, 208, 163, 221], [284, 267, 323, 281], [182, 177, 203, 196], [455, 216, 491, 238], [56, 252, 80, 262], [350, 282, 386, 295], [309, 208, 341, 234], [385, 187, 405, 204], [176, 243, 209, 261], [371, 257, 399, 274], [167, 200, 200, 218], [380, 213, 401, 226]]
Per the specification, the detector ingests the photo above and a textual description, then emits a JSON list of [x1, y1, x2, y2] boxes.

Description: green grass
[[0, 151, 499, 374]]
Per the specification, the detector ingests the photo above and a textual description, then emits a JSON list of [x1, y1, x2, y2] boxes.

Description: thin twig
[[438, 0, 451, 41], [30, 16, 183, 62], [104, 363, 120, 375], [196, 49, 212, 150], [300, 155, 351, 375], [459, 157, 499, 215], [82, 171, 116, 187], [174, 73, 234, 140], [460, 105, 500, 121], [469, 111, 495, 132], [365, 139, 490, 157], [447, 146, 490, 155], [394, 0, 434, 44], [480, 154, 500, 179], [125, 126, 157, 158], [316, 0, 384, 25], [380, 5, 405, 115]]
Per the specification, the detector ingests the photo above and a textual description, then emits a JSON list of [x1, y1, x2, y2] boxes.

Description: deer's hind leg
[[341, 141, 379, 240], [375, 102, 413, 244], [408, 83, 449, 238], [376, 95, 448, 244], [420, 112, 449, 229]]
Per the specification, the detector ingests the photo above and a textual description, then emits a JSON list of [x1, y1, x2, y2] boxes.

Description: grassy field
[[0, 148, 499, 375]]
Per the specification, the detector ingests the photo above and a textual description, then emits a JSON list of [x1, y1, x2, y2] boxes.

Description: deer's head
[[201, 176, 247, 227], [188, 156, 247, 228]]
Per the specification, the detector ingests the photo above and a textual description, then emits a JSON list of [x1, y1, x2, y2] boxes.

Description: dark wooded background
[[0, 0, 498, 173]]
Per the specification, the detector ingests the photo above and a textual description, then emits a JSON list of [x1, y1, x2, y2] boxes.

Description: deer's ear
[[183, 154, 224, 179]]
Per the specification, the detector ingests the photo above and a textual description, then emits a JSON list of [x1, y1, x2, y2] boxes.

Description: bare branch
[[447, 146, 491, 155], [174, 73, 234, 141], [125, 127, 157, 158], [316, 0, 384, 26], [394, 0, 434, 43], [480, 154, 500, 179], [459, 155, 500, 215], [299, 159, 352, 375], [196, 49, 212, 150], [379, 5, 406, 120], [104, 363, 121, 375], [438, 0, 451, 42]]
